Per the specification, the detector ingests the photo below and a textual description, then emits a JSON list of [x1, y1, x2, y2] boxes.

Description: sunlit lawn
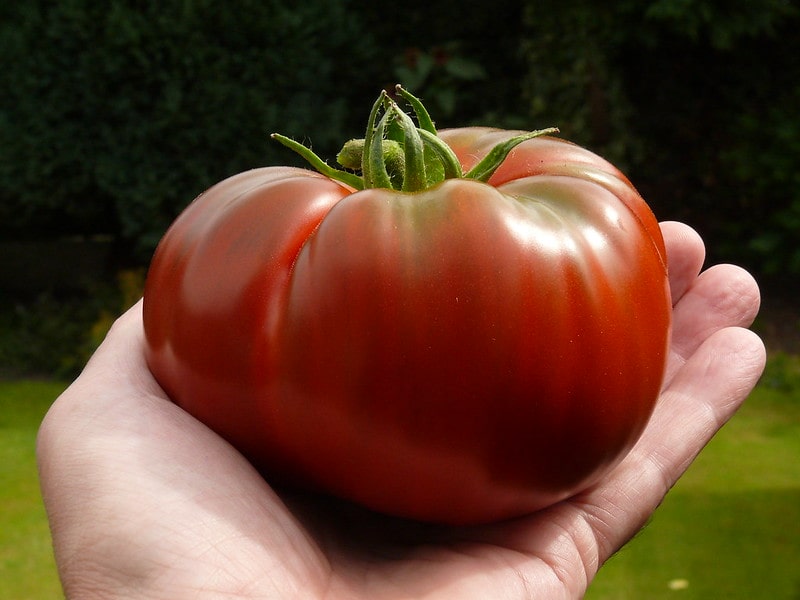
[[0, 380, 65, 600], [1, 356, 798, 599], [587, 355, 800, 599]]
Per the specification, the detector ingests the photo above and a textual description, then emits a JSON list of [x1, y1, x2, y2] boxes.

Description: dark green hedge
[[1, 0, 798, 276], [0, 0, 376, 257], [518, 0, 800, 276]]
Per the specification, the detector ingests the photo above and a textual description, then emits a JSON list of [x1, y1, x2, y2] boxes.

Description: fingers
[[660, 221, 705, 305], [79, 299, 164, 396], [580, 325, 765, 564], [624, 327, 765, 522], [660, 221, 762, 386], [548, 224, 766, 567], [36, 300, 153, 489], [669, 263, 762, 360], [651, 326, 765, 457], [664, 262, 761, 388]]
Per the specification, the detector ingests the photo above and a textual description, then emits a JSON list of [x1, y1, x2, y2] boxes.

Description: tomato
[[143, 88, 670, 525]]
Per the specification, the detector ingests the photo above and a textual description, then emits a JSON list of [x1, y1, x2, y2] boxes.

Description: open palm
[[38, 221, 765, 599]]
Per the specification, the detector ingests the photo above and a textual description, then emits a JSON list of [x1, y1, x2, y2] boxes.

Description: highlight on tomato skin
[[142, 86, 671, 525]]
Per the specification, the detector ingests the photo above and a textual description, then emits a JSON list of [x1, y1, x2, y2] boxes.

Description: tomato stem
[[366, 106, 395, 190], [464, 128, 560, 182], [390, 99, 427, 192], [418, 129, 463, 180], [362, 91, 390, 189], [395, 85, 437, 135], [272, 86, 558, 191], [270, 133, 364, 190]]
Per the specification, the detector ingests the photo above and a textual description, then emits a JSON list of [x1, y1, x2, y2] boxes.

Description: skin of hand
[[37, 221, 766, 600]]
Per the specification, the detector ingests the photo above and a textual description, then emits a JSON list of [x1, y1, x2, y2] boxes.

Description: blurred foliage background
[[0, 0, 798, 377]]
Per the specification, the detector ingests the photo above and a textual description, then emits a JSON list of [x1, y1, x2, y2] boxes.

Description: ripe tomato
[[143, 89, 670, 525]]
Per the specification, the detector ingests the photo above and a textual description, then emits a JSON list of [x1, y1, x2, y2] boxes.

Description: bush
[[0, 291, 102, 378], [0, 0, 375, 260], [2, 0, 798, 278], [0, 270, 145, 378], [520, 1, 638, 167], [759, 352, 800, 392], [518, 0, 800, 274]]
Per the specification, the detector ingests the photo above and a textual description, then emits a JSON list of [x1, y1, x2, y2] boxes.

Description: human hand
[[37, 221, 765, 599]]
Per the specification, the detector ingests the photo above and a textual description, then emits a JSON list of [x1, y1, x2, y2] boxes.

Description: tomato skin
[[143, 129, 671, 525]]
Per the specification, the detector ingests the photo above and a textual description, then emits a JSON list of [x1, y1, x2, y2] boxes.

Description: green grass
[[587, 356, 800, 599], [0, 380, 66, 599], [1, 357, 799, 599]]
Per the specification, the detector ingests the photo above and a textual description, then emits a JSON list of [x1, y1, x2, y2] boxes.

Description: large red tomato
[[143, 89, 670, 525]]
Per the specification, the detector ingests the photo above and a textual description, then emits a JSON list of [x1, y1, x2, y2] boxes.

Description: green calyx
[[271, 85, 558, 192]]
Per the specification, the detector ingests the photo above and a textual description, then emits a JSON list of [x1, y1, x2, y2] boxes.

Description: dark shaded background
[[1, 0, 797, 375]]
